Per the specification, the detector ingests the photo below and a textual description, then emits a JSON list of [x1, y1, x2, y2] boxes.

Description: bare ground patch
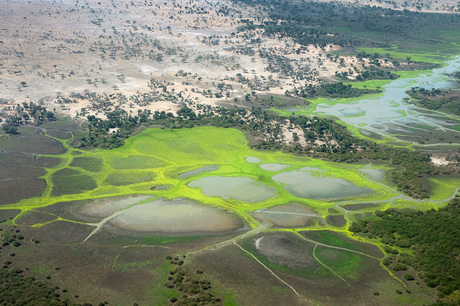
[[189, 244, 307, 306], [18, 220, 94, 244], [15, 210, 58, 226], [252, 202, 323, 228]]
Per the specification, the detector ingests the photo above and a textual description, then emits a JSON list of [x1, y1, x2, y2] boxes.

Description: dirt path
[[234, 241, 319, 305], [312, 244, 364, 306]]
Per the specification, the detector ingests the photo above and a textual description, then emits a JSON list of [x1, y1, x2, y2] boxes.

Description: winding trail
[[312, 244, 364, 306], [83, 210, 127, 243], [187, 224, 264, 256], [234, 241, 319, 305]]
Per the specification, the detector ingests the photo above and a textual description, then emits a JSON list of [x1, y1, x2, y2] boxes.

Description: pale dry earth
[[0, 0, 397, 123]]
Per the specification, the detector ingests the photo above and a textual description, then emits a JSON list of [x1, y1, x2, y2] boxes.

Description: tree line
[[350, 197, 460, 302]]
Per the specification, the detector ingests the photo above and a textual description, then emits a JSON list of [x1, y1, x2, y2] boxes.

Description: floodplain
[[1, 122, 458, 305], [0, 0, 459, 304]]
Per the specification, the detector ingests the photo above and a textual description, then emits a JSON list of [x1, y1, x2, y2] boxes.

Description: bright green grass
[[108, 155, 165, 170], [70, 156, 104, 172], [2, 126, 457, 237], [428, 176, 460, 202], [103, 171, 156, 186], [355, 45, 450, 63], [315, 246, 364, 279], [302, 230, 357, 250]]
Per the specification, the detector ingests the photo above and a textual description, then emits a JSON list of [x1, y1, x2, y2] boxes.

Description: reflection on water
[[180, 165, 219, 179], [189, 176, 276, 202], [110, 198, 242, 233], [272, 170, 372, 200], [260, 163, 291, 171], [311, 56, 460, 143]]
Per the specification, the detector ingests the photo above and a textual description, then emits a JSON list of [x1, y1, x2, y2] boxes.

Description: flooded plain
[[252, 203, 323, 228], [359, 168, 385, 181], [180, 165, 219, 179], [310, 56, 460, 145], [109, 198, 243, 233], [259, 163, 291, 171], [272, 170, 372, 200], [188, 176, 276, 202]]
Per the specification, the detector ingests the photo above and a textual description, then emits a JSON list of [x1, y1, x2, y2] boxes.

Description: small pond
[[180, 165, 219, 179], [272, 171, 372, 200], [110, 198, 242, 233], [246, 156, 261, 163], [359, 168, 385, 181], [188, 176, 276, 202], [260, 163, 291, 171]]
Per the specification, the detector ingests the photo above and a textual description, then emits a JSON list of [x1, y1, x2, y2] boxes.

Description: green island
[[0, 0, 460, 305]]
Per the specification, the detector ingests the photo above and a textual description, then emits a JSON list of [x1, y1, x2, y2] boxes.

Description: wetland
[[0, 0, 460, 305]]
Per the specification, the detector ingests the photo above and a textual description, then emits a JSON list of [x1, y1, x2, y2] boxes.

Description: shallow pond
[[310, 56, 460, 142], [260, 163, 291, 171], [246, 156, 261, 163], [188, 176, 276, 202], [110, 198, 242, 233], [272, 171, 372, 200], [180, 165, 219, 179], [253, 203, 321, 227], [359, 168, 385, 181], [80, 195, 151, 218]]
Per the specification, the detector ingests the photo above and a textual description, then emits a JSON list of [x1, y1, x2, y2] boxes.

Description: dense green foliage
[[0, 269, 79, 306], [0, 225, 83, 305], [297, 82, 380, 98], [234, 0, 460, 49], [1, 102, 56, 135], [407, 87, 460, 115], [350, 198, 460, 301]]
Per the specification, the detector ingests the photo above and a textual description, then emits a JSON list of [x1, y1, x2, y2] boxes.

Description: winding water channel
[[311, 56, 460, 146]]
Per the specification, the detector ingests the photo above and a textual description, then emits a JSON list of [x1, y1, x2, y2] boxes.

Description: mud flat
[[247, 232, 319, 272], [40, 195, 152, 223], [109, 198, 244, 234], [252, 203, 323, 228]]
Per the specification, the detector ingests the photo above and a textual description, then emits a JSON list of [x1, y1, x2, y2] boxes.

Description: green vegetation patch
[[51, 169, 97, 196], [108, 155, 165, 170], [300, 230, 383, 258], [406, 87, 460, 116], [70, 157, 104, 172], [103, 171, 156, 186], [315, 246, 364, 279]]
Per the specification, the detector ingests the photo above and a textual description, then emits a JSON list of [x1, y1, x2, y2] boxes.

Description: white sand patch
[[255, 236, 264, 250]]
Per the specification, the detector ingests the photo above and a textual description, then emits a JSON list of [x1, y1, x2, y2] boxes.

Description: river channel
[[311, 56, 460, 148]]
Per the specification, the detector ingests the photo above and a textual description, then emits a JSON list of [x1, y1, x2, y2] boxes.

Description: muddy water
[[80, 195, 152, 219], [180, 165, 219, 179], [359, 168, 384, 181], [260, 163, 291, 171], [253, 203, 322, 227], [272, 170, 372, 200], [188, 176, 276, 202], [311, 56, 460, 142], [246, 156, 261, 163], [110, 198, 243, 233]]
